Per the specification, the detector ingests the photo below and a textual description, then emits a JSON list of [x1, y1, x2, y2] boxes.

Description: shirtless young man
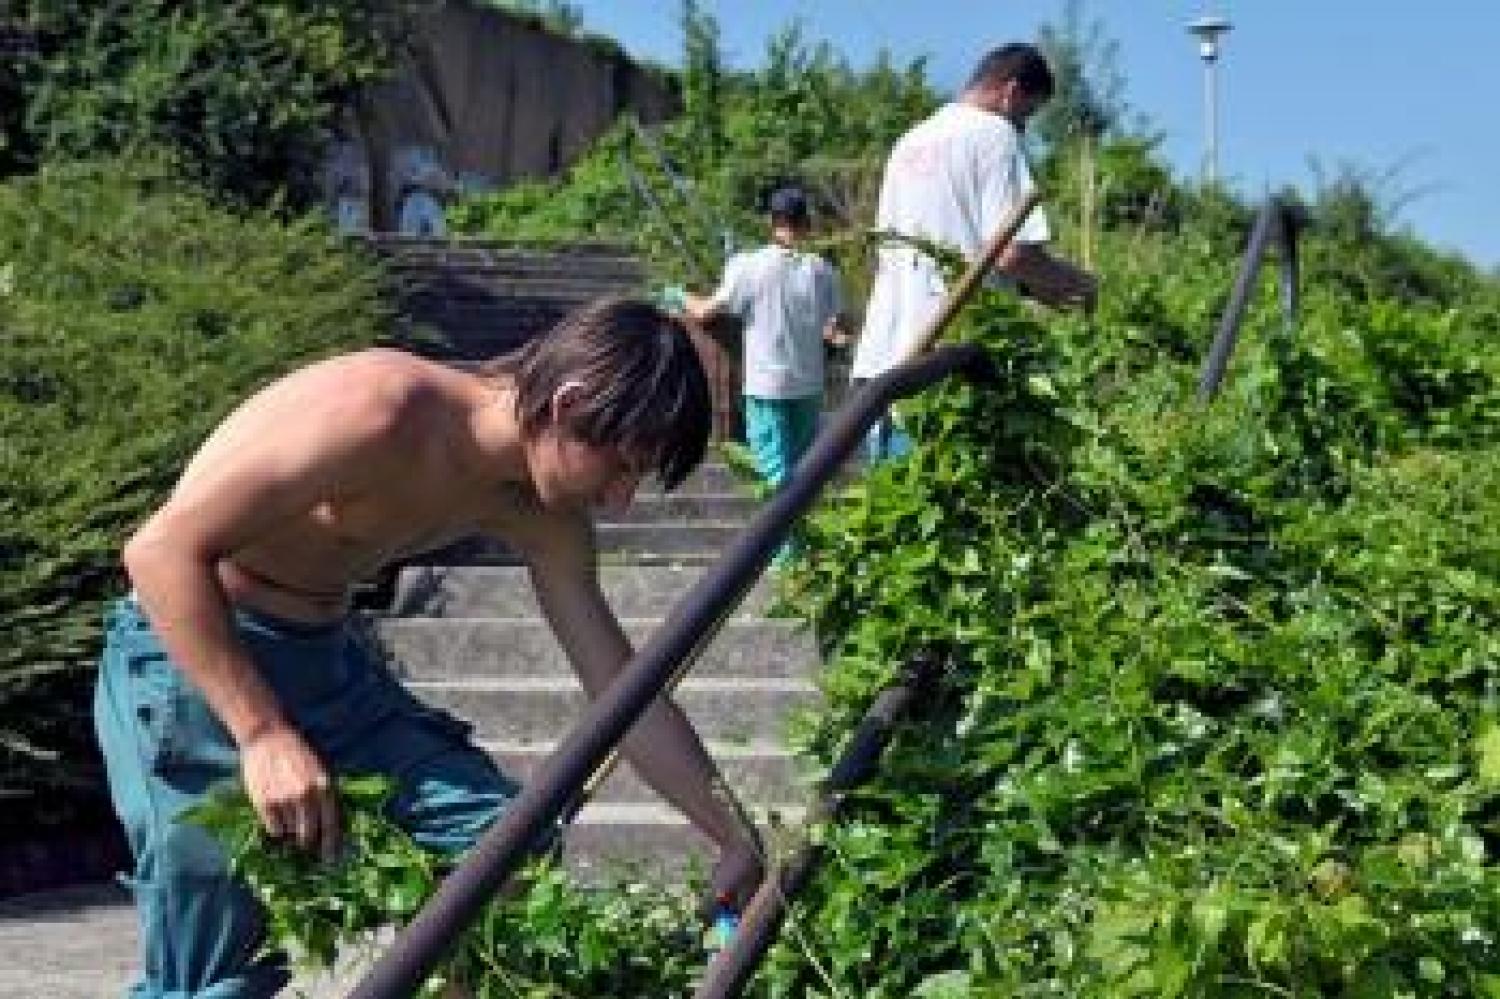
[[94, 298, 762, 998]]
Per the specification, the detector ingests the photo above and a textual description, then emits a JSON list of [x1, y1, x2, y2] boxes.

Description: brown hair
[[481, 297, 711, 490]]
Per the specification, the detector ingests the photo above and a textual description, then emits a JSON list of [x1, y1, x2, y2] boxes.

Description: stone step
[[407, 677, 818, 745], [561, 802, 805, 884], [384, 564, 779, 619], [611, 492, 757, 523], [395, 277, 643, 302], [387, 264, 644, 289], [412, 520, 741, 568], [487, 740, 807, 805], [594, 521, 743, 557], [0, 885, 137, 999], [371, 239, 639, 267], [641, 461, 746, 496], [378, 617, 816, 681]]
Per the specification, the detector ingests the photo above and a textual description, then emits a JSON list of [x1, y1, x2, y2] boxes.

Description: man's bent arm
[[523, 521, 760, 866], [125, 529, 286, 747]]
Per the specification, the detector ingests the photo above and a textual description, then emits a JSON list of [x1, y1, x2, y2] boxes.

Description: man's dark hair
[[967, 43, 1054, 99], [482, 297, 711, 490]]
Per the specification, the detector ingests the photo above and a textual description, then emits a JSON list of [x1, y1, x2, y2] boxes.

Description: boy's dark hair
[[768, 186, 811, 229], [967, 43, 1054, 99], [482, 297, 711, 490]]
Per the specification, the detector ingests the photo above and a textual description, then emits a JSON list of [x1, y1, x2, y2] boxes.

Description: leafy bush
[[5, 1, 416, 208], [758, 246, 1500, 995], [0, 158, 390, 834]]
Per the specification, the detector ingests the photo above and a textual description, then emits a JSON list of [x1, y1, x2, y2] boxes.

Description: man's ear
[[549, 380, 588, 425]]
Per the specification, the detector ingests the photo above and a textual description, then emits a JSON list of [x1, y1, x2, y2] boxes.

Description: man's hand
[[823, 317, 854, 347], [240, 725, 341, 862], [711, 837, 766, 910], [1001, 244, 1098, 313]]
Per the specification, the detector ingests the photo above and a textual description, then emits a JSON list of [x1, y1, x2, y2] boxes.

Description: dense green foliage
[[763, 245, 1500, 995], [187, 775, 707, 997], [0, 160, 390, 831], [2, 1, 415, 207], [199, 212, 1500, 994]]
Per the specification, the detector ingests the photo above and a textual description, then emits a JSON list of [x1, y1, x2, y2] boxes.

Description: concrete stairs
[[369, 459, 820, 882], [368, 236, 648, 361]]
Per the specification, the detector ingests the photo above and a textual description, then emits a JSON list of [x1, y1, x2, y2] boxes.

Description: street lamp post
[[1188, 15, 1232, 185]]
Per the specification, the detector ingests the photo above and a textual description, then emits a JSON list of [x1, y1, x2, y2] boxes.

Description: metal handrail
[[622, 155, 715, 285], [696, 648, 953, 998], [349, 344, 996, 998], [1197, 196, 1306, 401], [623, 114, 738, 262]]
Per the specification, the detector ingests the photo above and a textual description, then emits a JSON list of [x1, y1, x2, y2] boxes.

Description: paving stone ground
[[0, 884, 137, 999], [0, 883, 418, 998]]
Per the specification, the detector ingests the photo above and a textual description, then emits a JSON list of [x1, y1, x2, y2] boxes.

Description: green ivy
[[186, 775, 706, 997]]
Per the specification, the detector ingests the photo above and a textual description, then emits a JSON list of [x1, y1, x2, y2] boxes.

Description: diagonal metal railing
[[695, 647, 953, 998], [622, 114, 739, 270], [1197, 196, 1307, 401]]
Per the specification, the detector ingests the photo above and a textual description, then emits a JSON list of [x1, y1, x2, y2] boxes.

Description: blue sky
[[565, 1, 1499, 269]]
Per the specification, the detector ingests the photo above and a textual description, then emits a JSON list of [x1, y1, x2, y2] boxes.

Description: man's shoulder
[[264, 348, 453, 439], [736, 244, 783, 265], [336, 348, 455, 398]]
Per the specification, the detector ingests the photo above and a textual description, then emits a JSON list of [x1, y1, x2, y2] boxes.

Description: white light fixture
[[1188, 15, 1233, 184]]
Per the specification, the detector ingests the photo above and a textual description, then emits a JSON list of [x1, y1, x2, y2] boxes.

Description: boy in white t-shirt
[[855, 43, 1096, 459], [686, 187, 846, 496]]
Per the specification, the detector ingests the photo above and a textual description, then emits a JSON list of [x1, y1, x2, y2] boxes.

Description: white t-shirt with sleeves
[[711, 244, 842, 400], [853, 102, 1049, 379]]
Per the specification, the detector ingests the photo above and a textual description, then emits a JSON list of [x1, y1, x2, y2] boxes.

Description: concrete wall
[[329, 1, 678, 234]]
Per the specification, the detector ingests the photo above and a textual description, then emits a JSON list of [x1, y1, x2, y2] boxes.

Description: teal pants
[[743, 394, 821, 489], [94, 598, 519, 998], [744, 395, 820, 565]]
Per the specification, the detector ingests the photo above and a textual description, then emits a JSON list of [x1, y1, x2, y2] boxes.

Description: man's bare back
[[171, 348, 575, 623]]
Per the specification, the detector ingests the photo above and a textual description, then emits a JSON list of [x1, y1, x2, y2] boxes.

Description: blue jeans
[[94, 598, 519, 998]]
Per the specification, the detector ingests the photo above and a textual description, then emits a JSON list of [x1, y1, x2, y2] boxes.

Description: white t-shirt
[[711, 244, 842, 400], [852, 102, 1050, 379]]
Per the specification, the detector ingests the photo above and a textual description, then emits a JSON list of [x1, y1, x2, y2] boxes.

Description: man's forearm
[[998, 243, 1096, 310], [573, 667, 753, 850], [123, 534, 286, 746]]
